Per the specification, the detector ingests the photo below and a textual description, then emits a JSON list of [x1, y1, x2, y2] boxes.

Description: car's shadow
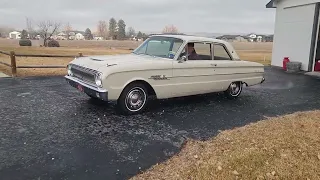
[[147, 92, 232, 111], [85, 91, 239, 117], [80, 91, 260, 140]]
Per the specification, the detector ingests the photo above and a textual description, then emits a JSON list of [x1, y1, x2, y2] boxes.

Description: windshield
[[132, 36, 184, 59]]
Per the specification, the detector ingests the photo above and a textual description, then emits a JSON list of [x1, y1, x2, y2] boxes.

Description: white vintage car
[[65, 34, 265, 115]]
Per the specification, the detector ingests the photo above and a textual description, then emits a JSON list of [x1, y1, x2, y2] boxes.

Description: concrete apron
[[0, 72, 9, 78], [305, 71, 320, 78]]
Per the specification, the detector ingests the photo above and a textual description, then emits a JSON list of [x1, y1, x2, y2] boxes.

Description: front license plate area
[[77, 84, 84, 92]]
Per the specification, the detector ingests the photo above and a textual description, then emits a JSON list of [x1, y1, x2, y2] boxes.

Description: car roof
[[150, 34, 227, 44]]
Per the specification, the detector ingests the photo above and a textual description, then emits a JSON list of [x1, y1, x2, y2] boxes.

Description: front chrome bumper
[[65, 75, 108, 101]]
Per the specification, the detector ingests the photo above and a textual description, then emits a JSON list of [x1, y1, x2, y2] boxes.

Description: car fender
[[107, 76, 156, 100]]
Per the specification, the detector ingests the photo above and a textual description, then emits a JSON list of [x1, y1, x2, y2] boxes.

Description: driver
[[185, 43, 199, 60]]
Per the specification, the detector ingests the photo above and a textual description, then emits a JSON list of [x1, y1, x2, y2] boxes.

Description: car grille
[[70, 64, 98, 85]]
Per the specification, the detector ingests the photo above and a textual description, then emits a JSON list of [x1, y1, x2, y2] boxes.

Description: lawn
[[0, 39, 272, 77], [131, 110, 320, 180]]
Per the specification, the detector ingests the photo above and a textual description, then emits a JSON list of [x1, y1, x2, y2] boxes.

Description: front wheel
[[224, 81, 243, 99], [117, 83, 149, 115]]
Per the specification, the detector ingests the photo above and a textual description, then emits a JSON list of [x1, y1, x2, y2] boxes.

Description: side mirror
[[178, 55, 187, 63]]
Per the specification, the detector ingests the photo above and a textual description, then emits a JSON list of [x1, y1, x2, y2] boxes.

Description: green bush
[[19, 39, 32, 46], [47, 40, 60, 47]]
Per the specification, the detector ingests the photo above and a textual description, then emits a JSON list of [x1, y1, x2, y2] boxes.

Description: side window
[[214, 44, 232, 60], [135, 43, 147, 54], [193, 42, 212, 60]]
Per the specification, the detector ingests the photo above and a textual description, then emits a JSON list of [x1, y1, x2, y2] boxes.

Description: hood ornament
[[106, 64, 117, 67], [89, 58, 117, 67]]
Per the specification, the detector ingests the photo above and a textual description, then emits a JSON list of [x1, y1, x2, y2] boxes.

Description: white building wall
[[271, 2, 316, 71]]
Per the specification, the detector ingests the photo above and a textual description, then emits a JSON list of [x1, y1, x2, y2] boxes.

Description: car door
[[212, 43, 240, 90], [172, 41, 218, 97]]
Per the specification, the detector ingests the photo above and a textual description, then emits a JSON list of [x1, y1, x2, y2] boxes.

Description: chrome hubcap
[[125, 87, 146, 112], [230, 82, 241, 96]]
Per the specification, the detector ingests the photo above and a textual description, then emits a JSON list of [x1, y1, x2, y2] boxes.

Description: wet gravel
[[1, 67, 320, 180]]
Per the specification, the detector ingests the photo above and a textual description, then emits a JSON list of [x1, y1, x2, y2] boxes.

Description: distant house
[[216, 33, 273, 42], [247, 33, 257, 42], [9, 31, 21, 39], [68, 32, 75, 40], [265, 35, 274, 42], [35, 35, 41, 40], [216, 35, 248, 42], [56, 32, 67, 40], [75, 33, 84, 40], [246, 33, 274, 42], [57, 30, 85, 40], [132, 36, 144, 41], [257, 35, 263, 42], [94, 36, 104, 40]]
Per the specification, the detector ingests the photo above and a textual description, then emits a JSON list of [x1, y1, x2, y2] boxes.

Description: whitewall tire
[[224, 82, 243, 99], [117, 83, 149, 115]]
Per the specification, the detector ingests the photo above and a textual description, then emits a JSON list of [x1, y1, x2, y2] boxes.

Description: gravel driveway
[[1, 67, 320, 180]]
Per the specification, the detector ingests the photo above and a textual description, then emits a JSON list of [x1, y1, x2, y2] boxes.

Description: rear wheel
[[117, 83, 148, 115], [224, 81, 243, 99]]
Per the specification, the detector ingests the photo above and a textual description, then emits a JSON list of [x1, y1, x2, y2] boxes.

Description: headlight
[[95, 73, 103, 87], [67, 64, 73, 76]]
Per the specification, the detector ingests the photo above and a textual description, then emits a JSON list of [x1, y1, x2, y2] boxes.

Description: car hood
[[71, 53, 162, 70]]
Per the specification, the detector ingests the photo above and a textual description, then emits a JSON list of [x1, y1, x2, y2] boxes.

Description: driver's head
[[186, 43, 195, 53]]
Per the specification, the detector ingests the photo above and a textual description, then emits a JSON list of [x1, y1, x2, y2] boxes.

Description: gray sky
[[0, 0, 275, 34]]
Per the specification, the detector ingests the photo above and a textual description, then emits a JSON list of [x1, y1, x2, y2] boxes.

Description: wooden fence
[[0, 50, 83, 77]]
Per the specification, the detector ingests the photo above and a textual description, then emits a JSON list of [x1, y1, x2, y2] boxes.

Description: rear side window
[[214, 44, 232, 60], [194, 42, 212, 60]]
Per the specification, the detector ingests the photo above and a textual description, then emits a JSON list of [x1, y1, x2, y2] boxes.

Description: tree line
[[2, 16, 182, 46], [95, 19, 181, 40], [96, 18, 149, 40]]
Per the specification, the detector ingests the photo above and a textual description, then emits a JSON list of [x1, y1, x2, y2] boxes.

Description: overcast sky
[[0, 0, 275, 34]]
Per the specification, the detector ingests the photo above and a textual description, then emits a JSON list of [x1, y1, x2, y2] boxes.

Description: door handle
[[210, 63, 217, 67]]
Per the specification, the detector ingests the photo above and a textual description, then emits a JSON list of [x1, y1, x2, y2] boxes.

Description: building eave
[[266, 0, 276, 8]]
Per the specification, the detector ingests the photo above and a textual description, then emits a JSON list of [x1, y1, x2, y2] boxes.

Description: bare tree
[[37, 20, 61, 46], [26, 17, 35, 39], [97, 20, 108, 39], [127, 27, 136, 38], [64, 22, 72, 39], [162, 24, 179, 34]]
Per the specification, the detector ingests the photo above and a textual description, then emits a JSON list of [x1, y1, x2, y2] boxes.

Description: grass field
[[0, 38, 272, 77], [131, 110, 320, 180]]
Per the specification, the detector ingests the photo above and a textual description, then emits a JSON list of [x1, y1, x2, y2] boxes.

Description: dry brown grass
[[0, 38, 141, 49], [0, 39, 131, 76], [238, 50, 271, 65], [232, 41, 272, 66], [131, 111, 320, 180], [0, 39, 272, 77]]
